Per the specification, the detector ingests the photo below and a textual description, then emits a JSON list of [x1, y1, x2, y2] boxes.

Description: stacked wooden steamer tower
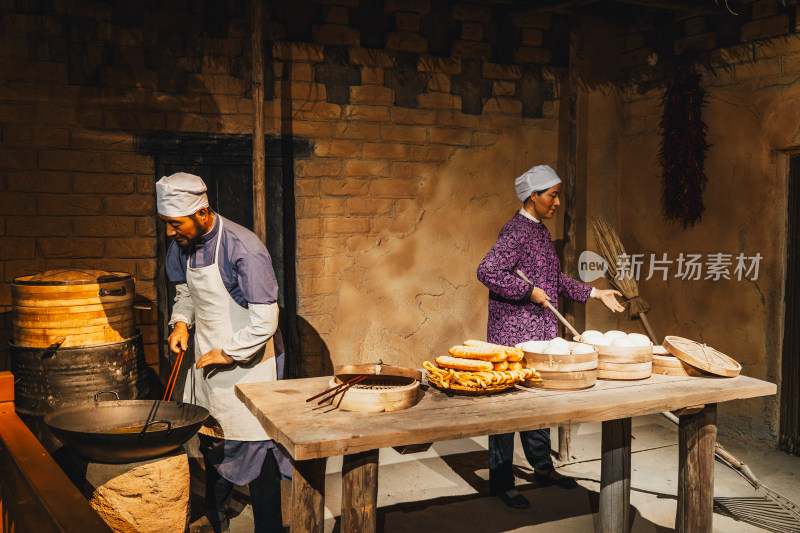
[[9, 270, 150, 450]]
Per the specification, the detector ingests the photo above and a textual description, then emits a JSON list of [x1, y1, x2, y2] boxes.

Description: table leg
[[341, 449, 379, 533], [292, 458, 327, 533], [600, 417, 631, 533], [676, 403, 717, 533]]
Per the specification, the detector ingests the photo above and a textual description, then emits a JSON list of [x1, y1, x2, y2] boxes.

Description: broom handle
[[516, 270, 582, 340], [638, 312, 658, 344]]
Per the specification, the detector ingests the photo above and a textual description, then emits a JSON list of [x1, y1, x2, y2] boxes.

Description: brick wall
[[0, 1, 558, 377]]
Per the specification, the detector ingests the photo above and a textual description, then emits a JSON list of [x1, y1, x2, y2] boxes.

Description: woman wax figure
[[477, 164, 624, 509]]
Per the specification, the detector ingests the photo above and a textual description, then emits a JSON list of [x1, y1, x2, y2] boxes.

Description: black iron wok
[[44, 393, 209, 464]]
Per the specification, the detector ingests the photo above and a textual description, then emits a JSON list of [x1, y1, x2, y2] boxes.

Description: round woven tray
[[427, 380, 517, 396]]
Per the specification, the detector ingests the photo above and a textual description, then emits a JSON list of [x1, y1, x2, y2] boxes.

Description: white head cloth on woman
[[156, 172, 210, 217], [514, 165, 562, 202]]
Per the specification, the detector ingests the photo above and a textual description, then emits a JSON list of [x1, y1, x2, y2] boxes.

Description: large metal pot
[[44, 393, 209, 464]]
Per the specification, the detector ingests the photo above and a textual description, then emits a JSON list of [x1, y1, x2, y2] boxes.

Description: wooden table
[[236, 374, 775, 533]]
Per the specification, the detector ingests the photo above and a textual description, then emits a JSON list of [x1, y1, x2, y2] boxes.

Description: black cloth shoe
[[496, 490, 531, 509], [533, 468, 578, 489]]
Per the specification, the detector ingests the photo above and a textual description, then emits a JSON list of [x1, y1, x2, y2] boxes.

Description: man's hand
[[530, 286, 551, 306], [594, 289, 625, 313], [168, 322, 189, 353], [196, 349, 234, 369]]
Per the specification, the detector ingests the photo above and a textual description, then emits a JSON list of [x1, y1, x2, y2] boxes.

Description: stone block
[[74, 175, 135, 194], [434, 110, 480, 128], [674, 33, 716, 56], [391, 107, 436, 125], [345, 159, 389, 177], [6, 215, 73, 237], [417, 92, 460, 109], [320, 177, 370, 196], [342, 104, 391, 122], [74, 216, 137, 237], [296, 218, 322, 238], [6, 171, 70, 193], [297, 198, 347, 217], [362, 142, 408, 159], [85, 450, 189, 533], [430, 127, 471, 145], [741, 15, 789, 42], [452, 40, 491, 59], [107, 194, 155, 216], [297, 159, 342, 177], [331, 122, 381, 140], [37, 237, 105, 258], [409, 145, 454, 161], [386, 32, 429, 54], [427, 73, 451, 93], [38, 193, 103, 215], [417, 55, 461, 75], [322, 217, 370, 235], [105, 237, 156, 258], [380, 124, 428, 144], [753, 0, 779, 20], [349, 85, 395, 105], [483, 97, 523, 115], [313, 140, 362, 158], [349, 48, 394, 68], [0, 103, 35, 123], [0, 237, 35, 260], [493, 80, 516, 97]]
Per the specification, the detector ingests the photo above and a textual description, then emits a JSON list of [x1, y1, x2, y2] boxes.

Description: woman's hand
[[196, 349, 234, 369], [168, 322, 189, 353], [530, 286, 551, 306], [594, 289, 625, 312]]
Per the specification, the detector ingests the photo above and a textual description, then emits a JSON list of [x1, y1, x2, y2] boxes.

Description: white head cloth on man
[[156, 172, 210, 217], [514, 164, 562, 202]]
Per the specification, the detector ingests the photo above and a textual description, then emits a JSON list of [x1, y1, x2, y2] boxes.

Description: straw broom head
[[591, 216, 650, 317]]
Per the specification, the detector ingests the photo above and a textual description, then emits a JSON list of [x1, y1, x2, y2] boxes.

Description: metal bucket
[[9, 330, 152, 451]]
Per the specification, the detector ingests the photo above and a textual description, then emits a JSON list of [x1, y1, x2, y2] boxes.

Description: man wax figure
[[157, 172, 290, 533]]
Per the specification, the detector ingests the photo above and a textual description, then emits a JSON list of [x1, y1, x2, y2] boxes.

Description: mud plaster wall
[[585, 36, 800, 446]]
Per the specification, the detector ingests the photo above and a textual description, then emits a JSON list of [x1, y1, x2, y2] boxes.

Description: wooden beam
[[0, 406, 112, 532], [600, 418, 632, 533], [676, 404, 717, 532], [0, 372, 12, 404], [251, 0, 267, 242], [291, 458, 326, 533], [341, 450, 379, 533]]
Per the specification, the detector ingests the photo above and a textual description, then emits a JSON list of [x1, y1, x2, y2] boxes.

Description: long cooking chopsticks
[[163, 349, 185, 402], [306, 374, 368, 405]]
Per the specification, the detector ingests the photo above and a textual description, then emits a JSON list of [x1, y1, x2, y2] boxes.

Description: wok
[[44, 392, 209, 464]]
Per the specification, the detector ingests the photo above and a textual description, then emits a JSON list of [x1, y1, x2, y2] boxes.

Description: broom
[[591, 216, 800, 532], [591, 216, 658, 342]]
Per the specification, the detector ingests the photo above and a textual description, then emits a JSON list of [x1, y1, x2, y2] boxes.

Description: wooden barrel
[[12, 270, 136, 348], [519, 341, 598, 390], [584, 341, 653, 380]]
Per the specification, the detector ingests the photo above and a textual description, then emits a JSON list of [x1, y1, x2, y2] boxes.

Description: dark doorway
[[780, 155, 800, 455], [137, 133, 310, 382]]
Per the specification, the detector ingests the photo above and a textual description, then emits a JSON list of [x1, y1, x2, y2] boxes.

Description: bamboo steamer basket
[[12, 270, 136, 348], [584, 339, 653, 380], [327, 364, 422, 412], [651, 345, 703, 377], [519, 340, 598, 390]]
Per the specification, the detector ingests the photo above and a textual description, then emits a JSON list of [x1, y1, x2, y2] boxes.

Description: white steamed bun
[[519, 340, 549, 353], [570, 343, 596, 355], [603, 330, 627, 339], [626, 333, 652, 346], [610, 336, 636, 347]]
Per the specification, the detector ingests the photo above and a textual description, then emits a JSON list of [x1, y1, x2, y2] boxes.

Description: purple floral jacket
[[477, 212, 592, 346]]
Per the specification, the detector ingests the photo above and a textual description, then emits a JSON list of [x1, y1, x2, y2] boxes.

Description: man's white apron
[[183, 217, 277, 441]]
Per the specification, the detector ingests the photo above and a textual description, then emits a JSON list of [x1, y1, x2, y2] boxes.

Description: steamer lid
[[14, 270, 132, 285], [335, 363, 422, 381]]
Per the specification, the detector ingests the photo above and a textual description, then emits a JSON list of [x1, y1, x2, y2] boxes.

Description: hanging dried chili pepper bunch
[[658, 63, 710, 228]]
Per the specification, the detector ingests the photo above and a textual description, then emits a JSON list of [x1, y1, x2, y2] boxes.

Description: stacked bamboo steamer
[[12, 270, 136, 348], [518, 339, 598, 390], [580, 330, 653, 380], [652, 345, 702, 376]]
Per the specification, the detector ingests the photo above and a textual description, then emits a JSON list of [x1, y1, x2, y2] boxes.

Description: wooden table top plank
[[236, 374, 775, 460]]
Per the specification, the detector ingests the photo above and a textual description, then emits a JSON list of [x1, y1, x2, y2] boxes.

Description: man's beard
[[176, 215, 209, 252]]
